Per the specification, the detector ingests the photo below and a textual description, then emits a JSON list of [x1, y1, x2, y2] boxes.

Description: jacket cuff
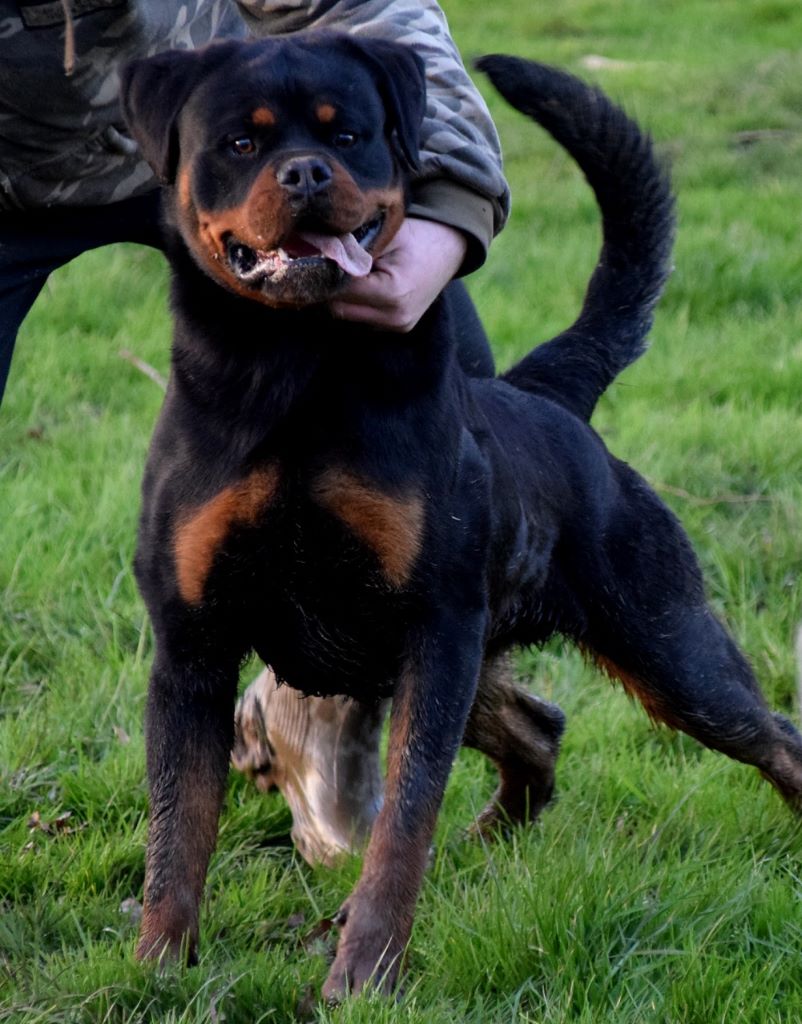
[[407, 179, 496, 276]]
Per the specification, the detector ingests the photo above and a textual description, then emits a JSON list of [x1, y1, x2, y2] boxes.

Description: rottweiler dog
[[120, 34, 802, 998]]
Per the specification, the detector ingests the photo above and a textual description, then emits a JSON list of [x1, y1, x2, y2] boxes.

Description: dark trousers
[[0, 191, 164, 405], [0, 192, 493, 406]]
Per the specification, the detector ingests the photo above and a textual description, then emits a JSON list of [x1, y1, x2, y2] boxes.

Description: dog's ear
[[342, 38, 426, 173], [120, 50, 202, 183], [120, 46, 236, 184]]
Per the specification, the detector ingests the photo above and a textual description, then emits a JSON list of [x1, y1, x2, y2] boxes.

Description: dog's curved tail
[[477, 56, 675, 422]]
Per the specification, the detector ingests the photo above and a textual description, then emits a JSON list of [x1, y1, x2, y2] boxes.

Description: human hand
[[329, 217, 468, 332]]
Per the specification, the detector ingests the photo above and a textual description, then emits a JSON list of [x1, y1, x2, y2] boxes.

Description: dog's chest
[[171, 462, 422, 698]]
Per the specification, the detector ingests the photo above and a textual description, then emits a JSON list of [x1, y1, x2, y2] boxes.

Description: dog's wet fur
[[121, 35, 802, 998]]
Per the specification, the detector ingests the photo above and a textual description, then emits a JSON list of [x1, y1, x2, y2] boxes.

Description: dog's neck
[[160, 235, 459, 462]]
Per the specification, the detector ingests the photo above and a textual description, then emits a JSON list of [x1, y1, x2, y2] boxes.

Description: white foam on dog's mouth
[[227, 216, 384, 285]]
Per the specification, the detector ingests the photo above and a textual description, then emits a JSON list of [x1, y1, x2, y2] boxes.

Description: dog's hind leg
[[462, 656, 566, 834], [582, 464, 802, 811], [589, 608, 802, 810]]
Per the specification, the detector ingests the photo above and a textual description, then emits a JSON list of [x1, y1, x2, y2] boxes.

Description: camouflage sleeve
[[237, 0, 510, 272]]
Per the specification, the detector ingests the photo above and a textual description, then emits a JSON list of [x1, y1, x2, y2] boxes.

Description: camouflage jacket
[[0, 0, 509, 268]]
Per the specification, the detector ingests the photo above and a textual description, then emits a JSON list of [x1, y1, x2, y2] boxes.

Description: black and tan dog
[[121, 34, 802, 998]]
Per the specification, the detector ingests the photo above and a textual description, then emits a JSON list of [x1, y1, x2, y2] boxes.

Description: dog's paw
[[135, 929, 196, 969], [466, 796, 514, 841], [321, 899, 405, 1001]]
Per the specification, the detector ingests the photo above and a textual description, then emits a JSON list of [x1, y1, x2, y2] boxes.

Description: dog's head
[[121, 33, 425, 307]]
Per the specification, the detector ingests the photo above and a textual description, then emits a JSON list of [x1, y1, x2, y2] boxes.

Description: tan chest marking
[[312, 469, 424, 587], [174, 466, 279, 605]]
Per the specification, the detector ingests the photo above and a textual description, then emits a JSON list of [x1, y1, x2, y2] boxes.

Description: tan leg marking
[[136, 747, 228, 964], [173, 465, 279, 605], [593, 653, 683, 730], [312, 468, 423, 587]]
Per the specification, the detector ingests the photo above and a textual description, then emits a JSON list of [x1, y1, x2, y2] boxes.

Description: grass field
[[2, 1, 802, 1021]]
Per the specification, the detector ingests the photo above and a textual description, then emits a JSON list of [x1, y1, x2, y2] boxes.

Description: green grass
[[2, 1, 802, 1020]]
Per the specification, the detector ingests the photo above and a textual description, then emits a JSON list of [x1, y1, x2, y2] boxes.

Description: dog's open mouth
[[225, 214, 384, 287]]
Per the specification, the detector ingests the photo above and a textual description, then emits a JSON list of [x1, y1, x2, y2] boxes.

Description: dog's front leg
[[322, 605, 487, 1000], [135, 647, 239, 965]]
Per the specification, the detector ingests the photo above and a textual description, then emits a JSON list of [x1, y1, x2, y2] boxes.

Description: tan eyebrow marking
[[316, 103, 337, 124], [251, 106, 276, 126]]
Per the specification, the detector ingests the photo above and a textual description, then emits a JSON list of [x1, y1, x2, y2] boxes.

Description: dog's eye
[[230, 136, 257, 156], [332, 132, 358, 149]]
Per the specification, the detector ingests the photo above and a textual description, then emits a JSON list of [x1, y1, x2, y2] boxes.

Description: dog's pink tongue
[[297, 231, 373, 278]]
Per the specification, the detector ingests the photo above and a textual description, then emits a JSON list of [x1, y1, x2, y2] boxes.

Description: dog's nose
[[277, 156, 333, 199]]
